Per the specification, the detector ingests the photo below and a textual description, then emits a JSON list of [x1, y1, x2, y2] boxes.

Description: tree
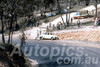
[[85, 0, 90, 6], [0, 9, 5, 44], [0, 0, 27, 44], [57, 0, 66, 27], [33, 0, 55, 16], [95, 0, 98, 18]]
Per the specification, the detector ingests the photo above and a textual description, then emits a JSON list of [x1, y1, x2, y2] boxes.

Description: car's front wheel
[[55, 37, 59, 40], [40, 37, 44, 40]]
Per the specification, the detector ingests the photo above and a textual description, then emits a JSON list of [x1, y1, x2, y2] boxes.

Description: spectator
[[94, 17, 98, 26], [37, 30, 39, 38], [36, 21, 39, 27], [77, 19, 80, 28], [46, 26, 49, 32], [57, 24, 59, 30], [59, 23, 63, 30], [49, 23, 51, 28], [71, 18, 73, 26], [53, 24, 55, 30]]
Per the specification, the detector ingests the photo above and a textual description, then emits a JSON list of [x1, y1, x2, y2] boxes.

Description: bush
[[44, 19, 49, 23]]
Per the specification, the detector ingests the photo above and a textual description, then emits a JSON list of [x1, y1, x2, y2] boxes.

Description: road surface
[[21, 40, 100, 67]]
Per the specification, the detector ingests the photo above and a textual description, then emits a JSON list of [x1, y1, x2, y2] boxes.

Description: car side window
[[48, 33, 49, 35], [49, 33, 52, 35], [46, 33, 48, 35]]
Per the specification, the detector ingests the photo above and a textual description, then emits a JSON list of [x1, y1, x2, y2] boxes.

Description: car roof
[[43, 33, 53, 34]]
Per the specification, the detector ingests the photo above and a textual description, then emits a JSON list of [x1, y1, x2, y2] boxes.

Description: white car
[[39, 33, 58, 40]]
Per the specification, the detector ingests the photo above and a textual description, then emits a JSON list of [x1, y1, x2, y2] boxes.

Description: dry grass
[[55, 30, 100, 42]]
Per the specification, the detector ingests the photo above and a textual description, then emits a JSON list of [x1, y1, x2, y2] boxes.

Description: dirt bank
[[0, 43, 31, 67], [55, 29, 100, 42]]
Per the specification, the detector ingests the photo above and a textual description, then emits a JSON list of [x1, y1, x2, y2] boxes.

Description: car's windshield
[[43, 33, 53, 35], [43, 33, 47, 35]]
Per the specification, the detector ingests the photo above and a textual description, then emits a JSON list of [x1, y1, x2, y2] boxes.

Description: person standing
[[94, 17, 98, 26], [46, 26, 49, 32], [71, 18, 73, 26], [53, 24, 55, 30], [77, 19, 80, 28]]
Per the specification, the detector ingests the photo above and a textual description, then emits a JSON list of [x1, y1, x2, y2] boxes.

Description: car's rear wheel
[[51, 37, 54, 40], [55, 37, 59, 40]]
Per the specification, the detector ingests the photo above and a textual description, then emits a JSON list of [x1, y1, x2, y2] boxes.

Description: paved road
[[21, 40, 100, 67]]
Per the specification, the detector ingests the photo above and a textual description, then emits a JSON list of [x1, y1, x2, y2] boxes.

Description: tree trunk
[[95, 0, 97, 18], [8, 30, 11, 44], [11, 31, 13, 44], [77, 0, 80, 5], [1, 11, 5, 44], [8, 11, 14, 44], [57, 0, 65, 26]]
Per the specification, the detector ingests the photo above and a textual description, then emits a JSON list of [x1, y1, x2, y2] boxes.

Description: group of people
[[46, 16, 100, 32], [46, 19, 81, 32]]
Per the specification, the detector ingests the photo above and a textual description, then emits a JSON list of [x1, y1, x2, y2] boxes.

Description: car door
[[46, 33, 52, 39], [43, 33, 52, 39], [42, 33, 47, 39], [48, 33, 54, 39], [42, 33, 49, 39]]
